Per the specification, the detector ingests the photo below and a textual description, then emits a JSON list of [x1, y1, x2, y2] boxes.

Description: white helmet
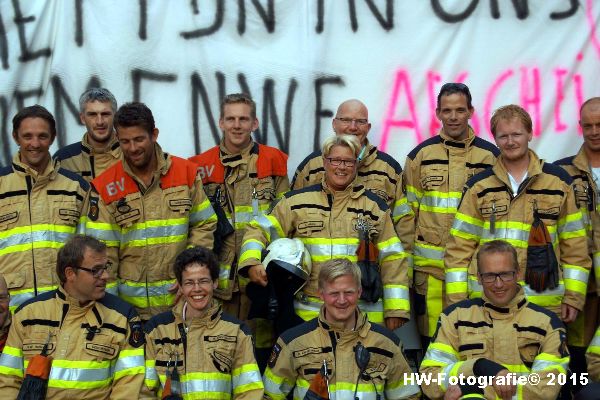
[[262, 238, 311, 295]]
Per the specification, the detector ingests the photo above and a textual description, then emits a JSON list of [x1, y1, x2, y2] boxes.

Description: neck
[[502, 154, 530, 181], [128, 157, 157, 186], [184, 301, 210, 320], [584, 146, 600, 168], [63, 284, 92, 307], [23, 154, 51, 174], [224, 138, 252, 154]]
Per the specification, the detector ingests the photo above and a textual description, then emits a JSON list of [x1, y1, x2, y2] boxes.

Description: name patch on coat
[[204, 334, 237, 343], [85, 343, 116, 356]]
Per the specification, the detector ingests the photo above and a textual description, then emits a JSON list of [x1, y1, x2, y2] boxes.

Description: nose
[[493, 276, 504, 287]]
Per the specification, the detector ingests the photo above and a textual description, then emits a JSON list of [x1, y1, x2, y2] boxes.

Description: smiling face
[[117, 125, 158, 174], [219, 102, 258, 153], [478, 251, 519, 307], [323, 144, 358, 191], [319, 274, 362, 329], [332, 100, 371, 145], [436, 93, 473, 140], [65, 247, 109, 304], [493, 117, 532, 164], [13, 117, 55, 173], [580, 100, 600, 154], [181, 263, 218, 317]]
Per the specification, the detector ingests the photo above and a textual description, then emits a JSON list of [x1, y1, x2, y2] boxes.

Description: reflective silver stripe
[[9, 291, 35, 309], [480, 227, 529, 243], [182, 377, 231, 394], [145, 366, 158, 382], [406, 190, 419, 204], [232, 368, 262, 390], [446, 271, 467, 284], [263, 376, 293, 398], [303, 243, 358, 257], [558, 218, 585, 233], [423, 347, 458, 365], [240, 241, 264, 254], [531, 359, 565, 372], [590, 332, 600, 347], [420, 195, 461, 210], [523, 283, 565, 298], [392, 202, 412, 218], [105, 285, 118, 296], [118, 283, 146, 298], [49, 365, 111, 382], [468, 278, 483, 295], [563, 267, 589, 283], [386, 382, 421, 399], [114, 354, 145, 373], [452, 218, 482, 236], [85, 226, 121, 242], [295, 386, 381, 400], [0, 353, 23, 370], [383, 286, 409, 301], [147, 282, 174, 297], [414, 244, 444, 261], [378, 241, 405, 261], [121, 224, 189, 243], [254, 215, 281, 241], [0, 230, 73, 251], [189, 203, 217, 225]]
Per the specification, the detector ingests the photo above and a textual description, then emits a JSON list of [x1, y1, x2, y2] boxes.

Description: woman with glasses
[[142, 246, 263, 399], [239, 134, 411, 332]]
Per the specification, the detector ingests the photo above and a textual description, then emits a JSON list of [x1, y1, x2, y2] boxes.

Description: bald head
[[332, 99, 371, 145], [580, 97, 600, 154]]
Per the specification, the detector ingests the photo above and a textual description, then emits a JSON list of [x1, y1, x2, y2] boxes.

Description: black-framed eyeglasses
[[479, 271, 516, 284], [325, 158, 357, 167], [73, 262, 113, 278], [334, 117, 369, 127]]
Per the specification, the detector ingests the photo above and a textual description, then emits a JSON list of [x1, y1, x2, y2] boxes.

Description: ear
[[435, 108, 441, 121], [318, 288, 325, 302], [151, 128, 159, 142], [64, 266, 77, 282], [212, 280, 218, 290], [12, 130, 18, 145], [357, 285, 362, 299], [467, 107, 475, 119], [79, 113, 86, 125], [218, 117, 225, 132], [252, 118, 259, 132]]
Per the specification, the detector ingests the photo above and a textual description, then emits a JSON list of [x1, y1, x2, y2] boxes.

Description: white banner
[[0, 0, 599, 171]]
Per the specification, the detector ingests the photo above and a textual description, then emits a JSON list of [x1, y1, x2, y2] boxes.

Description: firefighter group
[[0, 84, 599, 399]]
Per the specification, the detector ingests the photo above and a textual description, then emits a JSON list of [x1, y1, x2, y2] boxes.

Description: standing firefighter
[[444, 104, 591, 323], [403, 83, 499, 347], [0, 235, 145, 399], [84, 102, 216, 320], [189, 93, 289, 369]]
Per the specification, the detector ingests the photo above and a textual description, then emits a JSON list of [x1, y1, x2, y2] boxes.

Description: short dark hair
[[173, 246, 219, 284], [79, 88, 117, 113], [476, 240, 519, 273], [12, 105, 56, 138], [437, 82, 473, 110], [114, 102, 155, 134], [220, 93, 256, 119], [57, 235, 107, 284]]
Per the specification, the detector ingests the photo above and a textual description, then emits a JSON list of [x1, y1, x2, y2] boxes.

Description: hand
[[168, 281, 183, 304], [248, 264, 268, 287], [443, 384, 462, 400], [561, 303, 578, 323], [385, 317, 407, 330], [492, 369, 516, 400]]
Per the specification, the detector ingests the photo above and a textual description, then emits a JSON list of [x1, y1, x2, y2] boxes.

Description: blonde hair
[[321, 134, 361, 158], [490, 104, 532, 136], [318, 258, 361, 290]]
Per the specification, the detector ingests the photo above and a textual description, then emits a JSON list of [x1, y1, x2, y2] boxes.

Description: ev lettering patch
[[0, 211, 18, 224], [85, 343, 116, 356], [268, 343, 281, 368], [204, 334, 237, 343]]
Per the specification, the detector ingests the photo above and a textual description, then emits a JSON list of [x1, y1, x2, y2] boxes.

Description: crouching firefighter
[[263, 258, 420, 400], [0, 235, 145, 399], [142, 246, 264, 400]]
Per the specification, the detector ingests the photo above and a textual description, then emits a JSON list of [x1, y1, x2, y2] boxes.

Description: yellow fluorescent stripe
[[0, 224, 76, 238], [122, 218, 189, 233], [0, 241, 66, 256], [122, 235, 187, 247]]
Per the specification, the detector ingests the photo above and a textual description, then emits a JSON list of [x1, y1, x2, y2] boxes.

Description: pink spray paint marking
[[427, 71, 442, 136], [574, 52, 584, 135], [586, 0, 600, 60], [519, 67, 541, 137], [483, 69, 515, 137], [380, 69, 421, 152], [553, 68, 568, 133]]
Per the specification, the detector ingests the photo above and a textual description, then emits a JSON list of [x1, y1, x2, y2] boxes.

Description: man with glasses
[[421, 240, 568, 400], [292, 99, 414, 270], [445, 105, 590, 323], [0, 235, 145, 398], [404, 83, 499, 348]]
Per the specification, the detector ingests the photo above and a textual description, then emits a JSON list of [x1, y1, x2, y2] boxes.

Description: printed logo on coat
[[129, 321, 145, 348], [268, 343, 281, 368], [88, 197, 99, 221], [211, 350, 233, 373]]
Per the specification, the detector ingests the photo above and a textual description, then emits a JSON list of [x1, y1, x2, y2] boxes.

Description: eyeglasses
[[325, 158, 357, 167], [73, 262, 112, 278], [182, 278, 214, 288], [479, 271, 516, 284], [334, 117, 369, 127]]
